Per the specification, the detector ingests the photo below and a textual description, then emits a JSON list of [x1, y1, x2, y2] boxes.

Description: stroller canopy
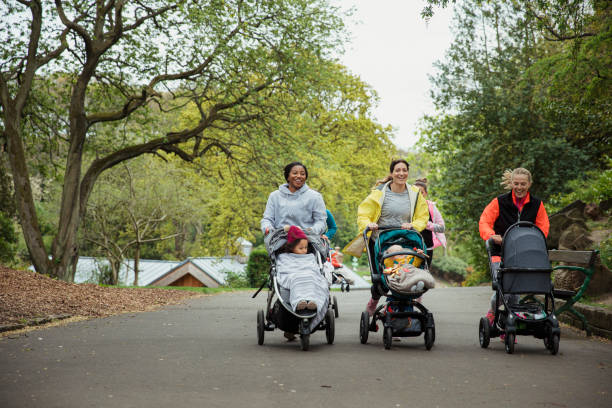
[[502, 223, 551, 271]]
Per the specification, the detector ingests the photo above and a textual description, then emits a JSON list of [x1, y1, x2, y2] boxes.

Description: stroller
[[329, 249, 351, 294], [359, 226, 435, 350], [478, 221, 560, 355], [254, 229, 335, 351]]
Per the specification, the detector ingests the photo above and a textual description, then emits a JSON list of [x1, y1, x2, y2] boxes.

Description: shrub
[[224, 271, 249, 288], [0, 212, 17, 264], [599, 236, 612, 271], [432, 255, 468, 276], [246, 247, 270, 288]]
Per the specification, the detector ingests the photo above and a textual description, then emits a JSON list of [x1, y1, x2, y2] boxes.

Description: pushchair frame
[[359, 226, 435, 350], [478, 221, 561, 354], [254, 229, 335, 351]]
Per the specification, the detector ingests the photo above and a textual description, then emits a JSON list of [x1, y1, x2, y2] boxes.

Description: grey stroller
[[478, 221, 560, 354], [253, 229, 335, 351]]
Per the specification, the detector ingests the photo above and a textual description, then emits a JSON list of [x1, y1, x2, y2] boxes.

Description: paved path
[[1, 287, 611, 408]]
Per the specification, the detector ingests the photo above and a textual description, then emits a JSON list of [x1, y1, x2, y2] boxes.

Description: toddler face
[[293, 239, 309, 254]]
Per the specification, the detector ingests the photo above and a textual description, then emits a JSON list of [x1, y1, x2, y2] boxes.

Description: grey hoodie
[[260, 183, 327, 235]]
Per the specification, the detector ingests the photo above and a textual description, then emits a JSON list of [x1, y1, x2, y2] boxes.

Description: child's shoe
[[306, 301, 317, 310], [415, 281, 425, 291], [366, 298, 379, 316], [296, 300, 308, 311]]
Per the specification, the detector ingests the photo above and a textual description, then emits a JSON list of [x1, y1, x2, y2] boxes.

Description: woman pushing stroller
[[259, 161, 334, 347], [479, 167, 550, 330], [343, 159, 431, 315]]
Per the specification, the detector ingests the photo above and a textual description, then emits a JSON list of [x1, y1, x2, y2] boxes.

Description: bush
[[0, 212, 17, 264], [430, 255, 468, 283], [599, 236, 612, 271], [246, 247, 270, 288], [224, 271, 249, 288]]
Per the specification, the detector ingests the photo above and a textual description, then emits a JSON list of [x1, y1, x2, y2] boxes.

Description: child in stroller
[[329, 247, 353, 292], [478, 221, 561, 355], [255, 226, 335, 351], [359, 226, 436, 350]]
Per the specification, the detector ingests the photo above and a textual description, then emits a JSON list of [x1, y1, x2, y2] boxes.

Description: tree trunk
[[133, 243, 141, 286], [3, 108, 50, 276]]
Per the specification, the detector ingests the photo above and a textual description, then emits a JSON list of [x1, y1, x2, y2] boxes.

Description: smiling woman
[[260, 162, 327, 236], [342, 158, 430, 315]]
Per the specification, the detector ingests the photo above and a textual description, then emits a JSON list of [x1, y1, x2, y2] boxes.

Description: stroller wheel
[[300, 333, 310, 351], [325, 309, 335, 344], [424, 327, 434, 350], [333, 295, 339, 318], [383, 326, 393, 350], [479, 317, 490, 348], [359, 311, 369, 344], [549, 334, 559, 355], [504, 332, 515, 354], [341, 283, 345, 292], [346, 284, 350, 292], [299, 319, 310, 351], [256, 309, 265, 345]]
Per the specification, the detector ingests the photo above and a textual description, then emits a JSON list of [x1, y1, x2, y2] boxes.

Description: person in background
[[324, 209, 337, 241], [414, 178, 446, 267]]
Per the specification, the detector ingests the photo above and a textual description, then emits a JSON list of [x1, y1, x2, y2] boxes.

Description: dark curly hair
[[284, 162, 308, 181]]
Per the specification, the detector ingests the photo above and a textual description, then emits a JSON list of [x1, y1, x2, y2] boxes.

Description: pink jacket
[[426, 200, 447, 249]]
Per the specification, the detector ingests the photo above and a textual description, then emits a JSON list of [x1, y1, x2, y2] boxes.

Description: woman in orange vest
[[479, 167, 550, 330]]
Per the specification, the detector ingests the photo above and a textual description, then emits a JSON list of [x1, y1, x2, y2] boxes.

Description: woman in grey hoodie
[[260, 162, 327, 236]]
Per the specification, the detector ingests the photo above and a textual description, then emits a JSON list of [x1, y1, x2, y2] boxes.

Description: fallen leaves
[[0, 265, 201, 325]]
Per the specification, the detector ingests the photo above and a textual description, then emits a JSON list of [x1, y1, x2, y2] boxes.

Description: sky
[[334, 0, 454, 150]]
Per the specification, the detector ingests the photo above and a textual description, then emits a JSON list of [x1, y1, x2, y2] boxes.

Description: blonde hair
[[501, 168, 532, 190]]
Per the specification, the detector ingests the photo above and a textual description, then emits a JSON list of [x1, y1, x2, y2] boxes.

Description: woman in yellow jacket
[[343, 159, 429, 315]]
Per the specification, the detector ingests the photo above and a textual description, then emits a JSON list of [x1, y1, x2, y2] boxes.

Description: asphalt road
[[1, 287, 611, 408]]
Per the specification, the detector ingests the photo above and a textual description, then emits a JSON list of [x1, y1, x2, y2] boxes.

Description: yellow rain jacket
[[343, 182, 429, 257]]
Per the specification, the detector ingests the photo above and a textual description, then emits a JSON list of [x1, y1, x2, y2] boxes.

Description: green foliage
[[246, 247, 271, 288], [548, 157, 612, 212], [95, 264, 114, 286], [224, 271, 250, 288], [599, 236, 612, 271], [432, 255, 468, 277], [0, 212, 17, 263], [418, 0, 609, 283]]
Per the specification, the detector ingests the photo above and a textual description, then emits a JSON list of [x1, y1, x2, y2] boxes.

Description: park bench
[[547, 249, 599, 336]]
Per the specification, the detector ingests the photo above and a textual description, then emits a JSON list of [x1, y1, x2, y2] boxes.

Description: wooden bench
[[548, 249, 599, 336]]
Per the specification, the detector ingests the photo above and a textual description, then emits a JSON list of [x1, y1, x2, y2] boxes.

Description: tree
[[0, 0, 346, 281], [419, 0, 606, 278], [82, 160, 184, 285]]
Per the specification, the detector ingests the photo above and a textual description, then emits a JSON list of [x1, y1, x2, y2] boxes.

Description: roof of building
[[73, 256, 245, 287]]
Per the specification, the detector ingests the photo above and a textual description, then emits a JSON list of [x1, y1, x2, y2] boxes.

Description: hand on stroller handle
[[365, 223, 413, 232]]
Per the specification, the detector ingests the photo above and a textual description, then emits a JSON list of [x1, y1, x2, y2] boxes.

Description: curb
[[0, 314, 72, 333]]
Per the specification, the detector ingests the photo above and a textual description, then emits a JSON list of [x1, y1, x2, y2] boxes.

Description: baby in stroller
[[255, 225, 335, 351], [276, 226, 329, 314], [383, 244, 435, 293]]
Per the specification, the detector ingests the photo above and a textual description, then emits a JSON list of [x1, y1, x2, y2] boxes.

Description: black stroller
[[254, 229, 335, 351], [359, 226, 435, 350], [478, 221, 561, 354]]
